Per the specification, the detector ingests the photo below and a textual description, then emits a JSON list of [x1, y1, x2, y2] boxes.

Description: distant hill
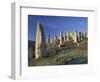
[[28, 40, 35, 59], [28, 40, 35, 49]]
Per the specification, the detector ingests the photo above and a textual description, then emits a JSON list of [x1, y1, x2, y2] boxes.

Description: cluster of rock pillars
[[30, 21, 87, 60]]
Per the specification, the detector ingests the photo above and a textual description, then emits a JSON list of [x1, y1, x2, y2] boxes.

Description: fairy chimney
[[35, 21, 47, 59], [47, 34, 50, 44], [59, 30, 63, 45]]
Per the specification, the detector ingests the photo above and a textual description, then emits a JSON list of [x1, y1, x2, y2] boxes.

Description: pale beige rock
[[73, 31, 77, 43], [35, 21, 47, 59], [53, 34, 57, 43], [51, 38, 54, 43], [66, 32, 69, 41], [59, 30, 63, 45]]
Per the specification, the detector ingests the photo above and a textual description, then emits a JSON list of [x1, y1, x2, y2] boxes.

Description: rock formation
[[47, 34, 50, 44], [66, 32, 69, 41], [53, 34, 57, 43], [73, 31, 78, 43], [59, 30, 63, 45], [35, 21, 47, 59], [64, 32, 67, 42]]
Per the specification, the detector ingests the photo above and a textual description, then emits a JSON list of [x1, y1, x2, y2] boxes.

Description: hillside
[[28, 39, 88, 66]]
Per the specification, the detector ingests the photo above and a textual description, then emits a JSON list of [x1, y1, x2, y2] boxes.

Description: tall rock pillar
[[53, 34, 57, 43], [73, 31, 78, 43], [64, 32, 67, 42], [47, 34, 50, 44], [66, 32, 69, 41], [35, 21, 47, 59], [59, 30, 63, 45]]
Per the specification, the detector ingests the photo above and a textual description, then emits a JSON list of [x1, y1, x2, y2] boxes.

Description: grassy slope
[[28, 39, 88, 66], [29, 49, 87, 66]]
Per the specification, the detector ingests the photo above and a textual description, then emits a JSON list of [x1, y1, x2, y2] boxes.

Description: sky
[[28, 15, 88, 41]]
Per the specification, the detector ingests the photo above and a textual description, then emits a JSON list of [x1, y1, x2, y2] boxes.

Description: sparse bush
[[69, 36, 74, 42], [46, 48, 58, 57], [77, 39, 87, 50]]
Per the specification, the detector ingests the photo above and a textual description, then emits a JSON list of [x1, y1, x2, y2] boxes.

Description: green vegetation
[[28, 39, 88, 66]]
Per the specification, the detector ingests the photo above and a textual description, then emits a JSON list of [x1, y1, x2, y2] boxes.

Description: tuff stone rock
[[35, 21, 47, 59]]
